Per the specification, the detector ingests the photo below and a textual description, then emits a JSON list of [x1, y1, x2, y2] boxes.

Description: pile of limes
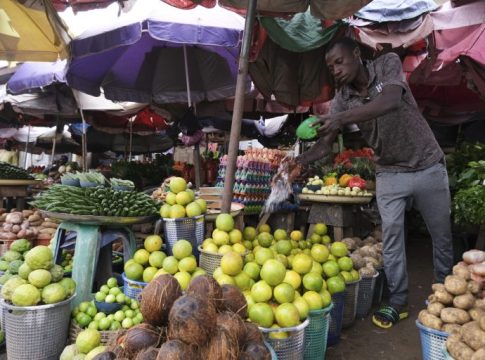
[[201, 213, 246, 255], [159, 177, 207, 219]]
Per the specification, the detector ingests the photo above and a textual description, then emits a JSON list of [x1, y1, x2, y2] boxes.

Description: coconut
[[123, 324, 161, 356], [243, 322, 264, 344], [168, 294, 217, 346], [135, 347, 159, 360], [156, 340, 197, 360], [217, 311, 246, 345], [202, 327, 239, 360], [240, 342, 271, 360], [185, 275, 223, 311], [363, 256, 380, 268], [349, 253, 365, 270], [221, 284, 248, 318], [341, 237, 357, 251], [362, 236, 377, 246], [140, 274, 182, 326]]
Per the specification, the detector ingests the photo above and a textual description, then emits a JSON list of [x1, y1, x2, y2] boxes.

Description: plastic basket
[[260, 319, 309, 360], [416, 320, 449, 360], [162, 215, 205, 258], [122, 272, 147, 300], [328, 291, 345, 346], [264, 340, 278, 360], [373, 267, 386, 305], [304, 303, 333, 360], [343, 277, 360, 328], [442, 345, 454, 360], [356, 272, 379, 318], [198, 246, 248, 276], [69, 321, 117, 344], [1, 295, 74, 360]]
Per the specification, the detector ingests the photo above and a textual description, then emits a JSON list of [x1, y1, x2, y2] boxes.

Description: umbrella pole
[[129, 119, 133, 161], [79, 109, 88, 171], [221, 0, 257, 213], [23, 125, 31, 169]]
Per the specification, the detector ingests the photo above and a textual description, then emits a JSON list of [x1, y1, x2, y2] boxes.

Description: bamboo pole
[[221, 0, 257, 213]]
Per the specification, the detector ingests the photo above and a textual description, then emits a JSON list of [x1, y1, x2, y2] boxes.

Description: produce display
[[124, 236, 206, 290], [1, 245, 76, 306], [60, 329, 105, 360], [31, 185, 158, 217], [0, 238, 32, 285], [77, 273, 272, 360], [343, 230, 384, 278], [201, 213, 246, 255], [0, 210, 41, 241], [60, 249, 74, 273], [71, 277, 143, 331], [416, 250, 485, 359], [215, 149, 284, 214], [36, 217, 59, 244], [208, 222, 358, 333], [302, 174, 372, 197], [0, 161, 33, 180], [159, 177, 207, 218]]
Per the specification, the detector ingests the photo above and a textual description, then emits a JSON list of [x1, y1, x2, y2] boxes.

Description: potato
[[470, 308, 485, 321], [468, 280, 482, 295], [454, 263, 471, 280], [418, 310, 443, 331], [476, 300, 485, 311], [471, 348, 485, 360], [429, 289, 454, 305], [428, 302, 445, 317], [442, 324, 462, 334], [432, 283, 446, 292], [447, 337, 475, 360], [480, 316, 485, 332], [454, 292, 476, 310], [445, 275, 469, 296], [461, 321, 485, 351], [441, 308, 471, 325]]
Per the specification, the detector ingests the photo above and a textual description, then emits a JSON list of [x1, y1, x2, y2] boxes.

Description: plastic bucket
[[260, 319, 309, 360], [416, 320, 449, 360]]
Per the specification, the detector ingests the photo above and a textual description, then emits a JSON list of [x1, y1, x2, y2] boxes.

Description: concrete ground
[[326, 235, 435, 360]]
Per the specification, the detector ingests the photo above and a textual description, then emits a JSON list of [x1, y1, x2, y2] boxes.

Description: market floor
[[326, 235, 434, 360]]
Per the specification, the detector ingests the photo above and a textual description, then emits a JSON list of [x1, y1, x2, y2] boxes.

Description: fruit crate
[[69, 321, 118, 345], [122, 272, 147, 300], [260, 319, 309, 360]]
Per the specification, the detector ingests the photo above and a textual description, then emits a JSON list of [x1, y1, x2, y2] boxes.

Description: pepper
[[338, 174, 353, 187], [348, 176, 366, 190]]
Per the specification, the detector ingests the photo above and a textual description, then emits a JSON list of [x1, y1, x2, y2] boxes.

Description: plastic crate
[[356, 272, 379, 318], [343, 277, 360, 328], [162, 215, 204, 258], [260, 319, 309, 360], [327, 291, 345, 347], [1, 295, 74, 360], [304, 303, 333, 360], [416, 320, 449, 360], [122, 272, 147, 300]]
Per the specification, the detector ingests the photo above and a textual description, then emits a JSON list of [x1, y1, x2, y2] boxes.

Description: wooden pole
[[193, 143, 201, 189], [221, 0, 257, 213]]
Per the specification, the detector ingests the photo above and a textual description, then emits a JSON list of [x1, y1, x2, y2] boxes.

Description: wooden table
[[298, 194, 374, 241], [0, 179, 40, 211]]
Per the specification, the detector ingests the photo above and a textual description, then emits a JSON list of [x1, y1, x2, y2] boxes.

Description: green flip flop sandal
[[372, 305, 409, 329]]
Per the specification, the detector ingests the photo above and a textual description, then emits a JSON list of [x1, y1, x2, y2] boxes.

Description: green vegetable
[[454, 185, 485, 225], [0, 162, 33, 180], [10, 239, 32, 253]]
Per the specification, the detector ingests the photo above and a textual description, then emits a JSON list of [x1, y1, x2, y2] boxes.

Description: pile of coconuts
[[92, 274, 272, 360]]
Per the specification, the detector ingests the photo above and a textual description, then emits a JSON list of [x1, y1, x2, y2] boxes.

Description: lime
[[106, 277, 118, 288]]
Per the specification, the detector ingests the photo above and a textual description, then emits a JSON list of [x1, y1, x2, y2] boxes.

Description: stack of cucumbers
[[31, 185, 158, 217], [0, 162, 33, 180]]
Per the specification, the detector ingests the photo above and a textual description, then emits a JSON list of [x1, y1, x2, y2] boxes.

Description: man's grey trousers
[[376, 162, 454, 307]]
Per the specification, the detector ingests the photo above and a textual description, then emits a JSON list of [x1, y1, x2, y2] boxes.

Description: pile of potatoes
[[343, 228, 384, 278], [418, 259, 485, 360]]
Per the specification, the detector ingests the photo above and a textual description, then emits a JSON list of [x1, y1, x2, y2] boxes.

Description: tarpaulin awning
[[0, 0, 70, 61], [260, 10, 341, 52], [355, 0, 437, 22]]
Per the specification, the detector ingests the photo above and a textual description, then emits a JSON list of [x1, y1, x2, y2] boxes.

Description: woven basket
[[342, 277, 360, 328], [260, 319, 309, 360], [69, 321, 118, 345], [2, 296, 74, 360], [304, 303, 333, 360], [416, 320, 449, 360]]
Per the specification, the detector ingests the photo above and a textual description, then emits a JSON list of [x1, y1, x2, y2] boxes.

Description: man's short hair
[[327, 37, 359, 54]]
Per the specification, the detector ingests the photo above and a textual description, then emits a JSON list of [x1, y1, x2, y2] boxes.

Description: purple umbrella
[[65, 0, 248, 104]]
